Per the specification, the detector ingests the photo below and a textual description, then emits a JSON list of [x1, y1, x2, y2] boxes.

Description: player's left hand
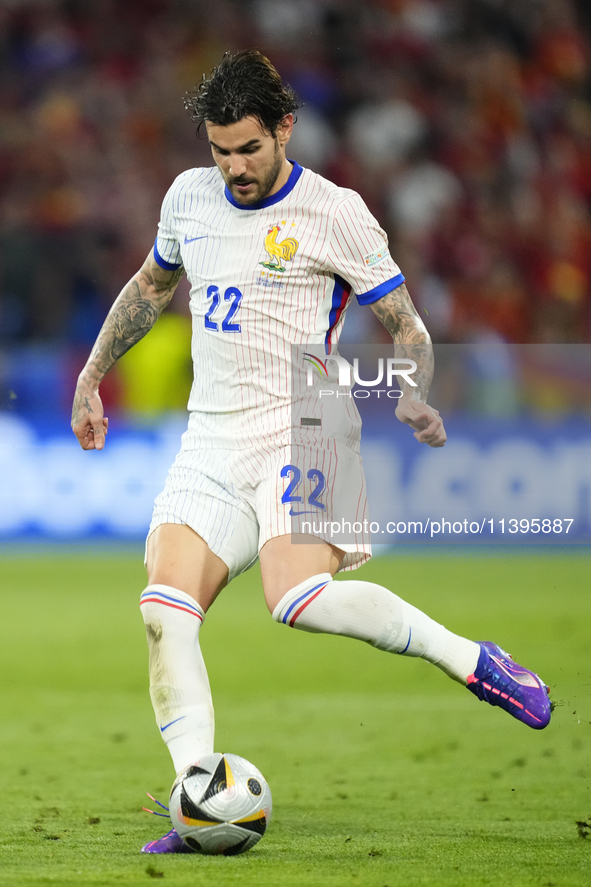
[[395, 398, 447, 448]]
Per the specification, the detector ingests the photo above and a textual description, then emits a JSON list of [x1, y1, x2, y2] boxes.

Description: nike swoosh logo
[[159, 715, 186, 733], [184, 235, 207, 243], [490, 655, 540, 688]]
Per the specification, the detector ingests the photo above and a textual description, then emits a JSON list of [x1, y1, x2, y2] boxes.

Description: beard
[[227, 141, 284, 205]]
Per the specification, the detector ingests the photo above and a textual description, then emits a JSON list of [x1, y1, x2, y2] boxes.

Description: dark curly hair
[[184, 49, 300, 137]]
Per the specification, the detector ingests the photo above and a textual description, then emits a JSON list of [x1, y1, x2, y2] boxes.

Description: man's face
[[206, 115, 293, 205]]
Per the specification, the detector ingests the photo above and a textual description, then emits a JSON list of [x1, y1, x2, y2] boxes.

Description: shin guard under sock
[[140, 584, 214, 773], [272, 574, 479, 683]]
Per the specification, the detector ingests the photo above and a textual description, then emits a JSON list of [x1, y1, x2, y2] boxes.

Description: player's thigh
[[256, 441, 368, 611], [259, 534, 344, 612], [146, 523, 229, 612]]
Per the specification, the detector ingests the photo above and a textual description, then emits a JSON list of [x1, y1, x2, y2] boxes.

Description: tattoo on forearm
[[105, 283, 161, 359], [84, 263, 184, 384], [370, 282, 434, 401], [72, 259, 184, 431]]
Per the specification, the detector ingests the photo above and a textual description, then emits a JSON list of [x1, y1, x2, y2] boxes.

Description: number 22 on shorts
[[281, 465, 326, 515]]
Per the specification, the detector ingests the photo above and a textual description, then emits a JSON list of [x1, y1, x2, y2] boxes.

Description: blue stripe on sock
[[141, 590, 201, 615], [398, 628, 412, 654], [282, 581, 328, 624]]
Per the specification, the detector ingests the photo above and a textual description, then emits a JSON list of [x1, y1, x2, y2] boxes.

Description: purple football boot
[[467, 641, 551, 729], [141, 794, 194, 854], [141, 828, 195, 854]]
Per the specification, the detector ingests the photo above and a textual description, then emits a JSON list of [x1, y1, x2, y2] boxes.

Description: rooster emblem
[[260, 224, 299, 273]]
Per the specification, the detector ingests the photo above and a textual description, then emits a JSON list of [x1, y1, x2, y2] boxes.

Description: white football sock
[[140, 584, 214, 773], [272, 573, 479, 683]]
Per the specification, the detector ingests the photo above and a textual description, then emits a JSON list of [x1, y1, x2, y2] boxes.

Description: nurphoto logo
[[304, 353, 417, 399]]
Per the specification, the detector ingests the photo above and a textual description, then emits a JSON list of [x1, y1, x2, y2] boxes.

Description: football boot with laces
[[141, 828, 195, 854], [466, 641, 551, 729]]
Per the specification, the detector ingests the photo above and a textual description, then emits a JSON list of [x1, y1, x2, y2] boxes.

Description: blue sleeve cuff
[[153, 237, 182, 271], [356, 273, 405, 305]]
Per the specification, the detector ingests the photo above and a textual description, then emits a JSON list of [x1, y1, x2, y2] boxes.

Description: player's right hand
[[71, 387, 109, 450]]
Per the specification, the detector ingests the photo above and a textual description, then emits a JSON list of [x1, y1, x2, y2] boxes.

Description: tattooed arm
[[370, 281, 446, 448], [72, 249, 184, 450]]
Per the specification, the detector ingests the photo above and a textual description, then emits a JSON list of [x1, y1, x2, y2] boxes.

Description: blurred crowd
[[1, 0, 591, 419]]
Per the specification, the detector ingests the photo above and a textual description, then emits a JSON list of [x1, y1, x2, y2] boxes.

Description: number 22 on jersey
[[204, 285, 243, 333]]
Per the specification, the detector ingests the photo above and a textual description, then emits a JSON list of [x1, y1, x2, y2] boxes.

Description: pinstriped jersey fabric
[[153, 161, 404, 446]]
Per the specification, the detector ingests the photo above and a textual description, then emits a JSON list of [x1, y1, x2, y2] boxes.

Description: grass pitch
[[0, 547, 589, 887]]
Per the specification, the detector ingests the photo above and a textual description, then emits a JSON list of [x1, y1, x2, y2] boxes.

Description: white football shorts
[[148, 416, 371, 582]]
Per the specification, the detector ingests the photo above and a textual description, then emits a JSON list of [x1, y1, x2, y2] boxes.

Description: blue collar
[[224, 160, 304, 210]]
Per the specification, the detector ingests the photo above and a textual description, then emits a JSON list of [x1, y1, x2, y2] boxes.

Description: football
[[169, 752, 272, 855]]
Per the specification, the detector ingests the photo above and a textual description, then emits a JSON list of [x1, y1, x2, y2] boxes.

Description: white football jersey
[[154, 161, 404, 444]]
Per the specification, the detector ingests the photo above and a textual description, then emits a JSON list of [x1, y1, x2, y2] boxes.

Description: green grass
[[0, 548, 590, 886]]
